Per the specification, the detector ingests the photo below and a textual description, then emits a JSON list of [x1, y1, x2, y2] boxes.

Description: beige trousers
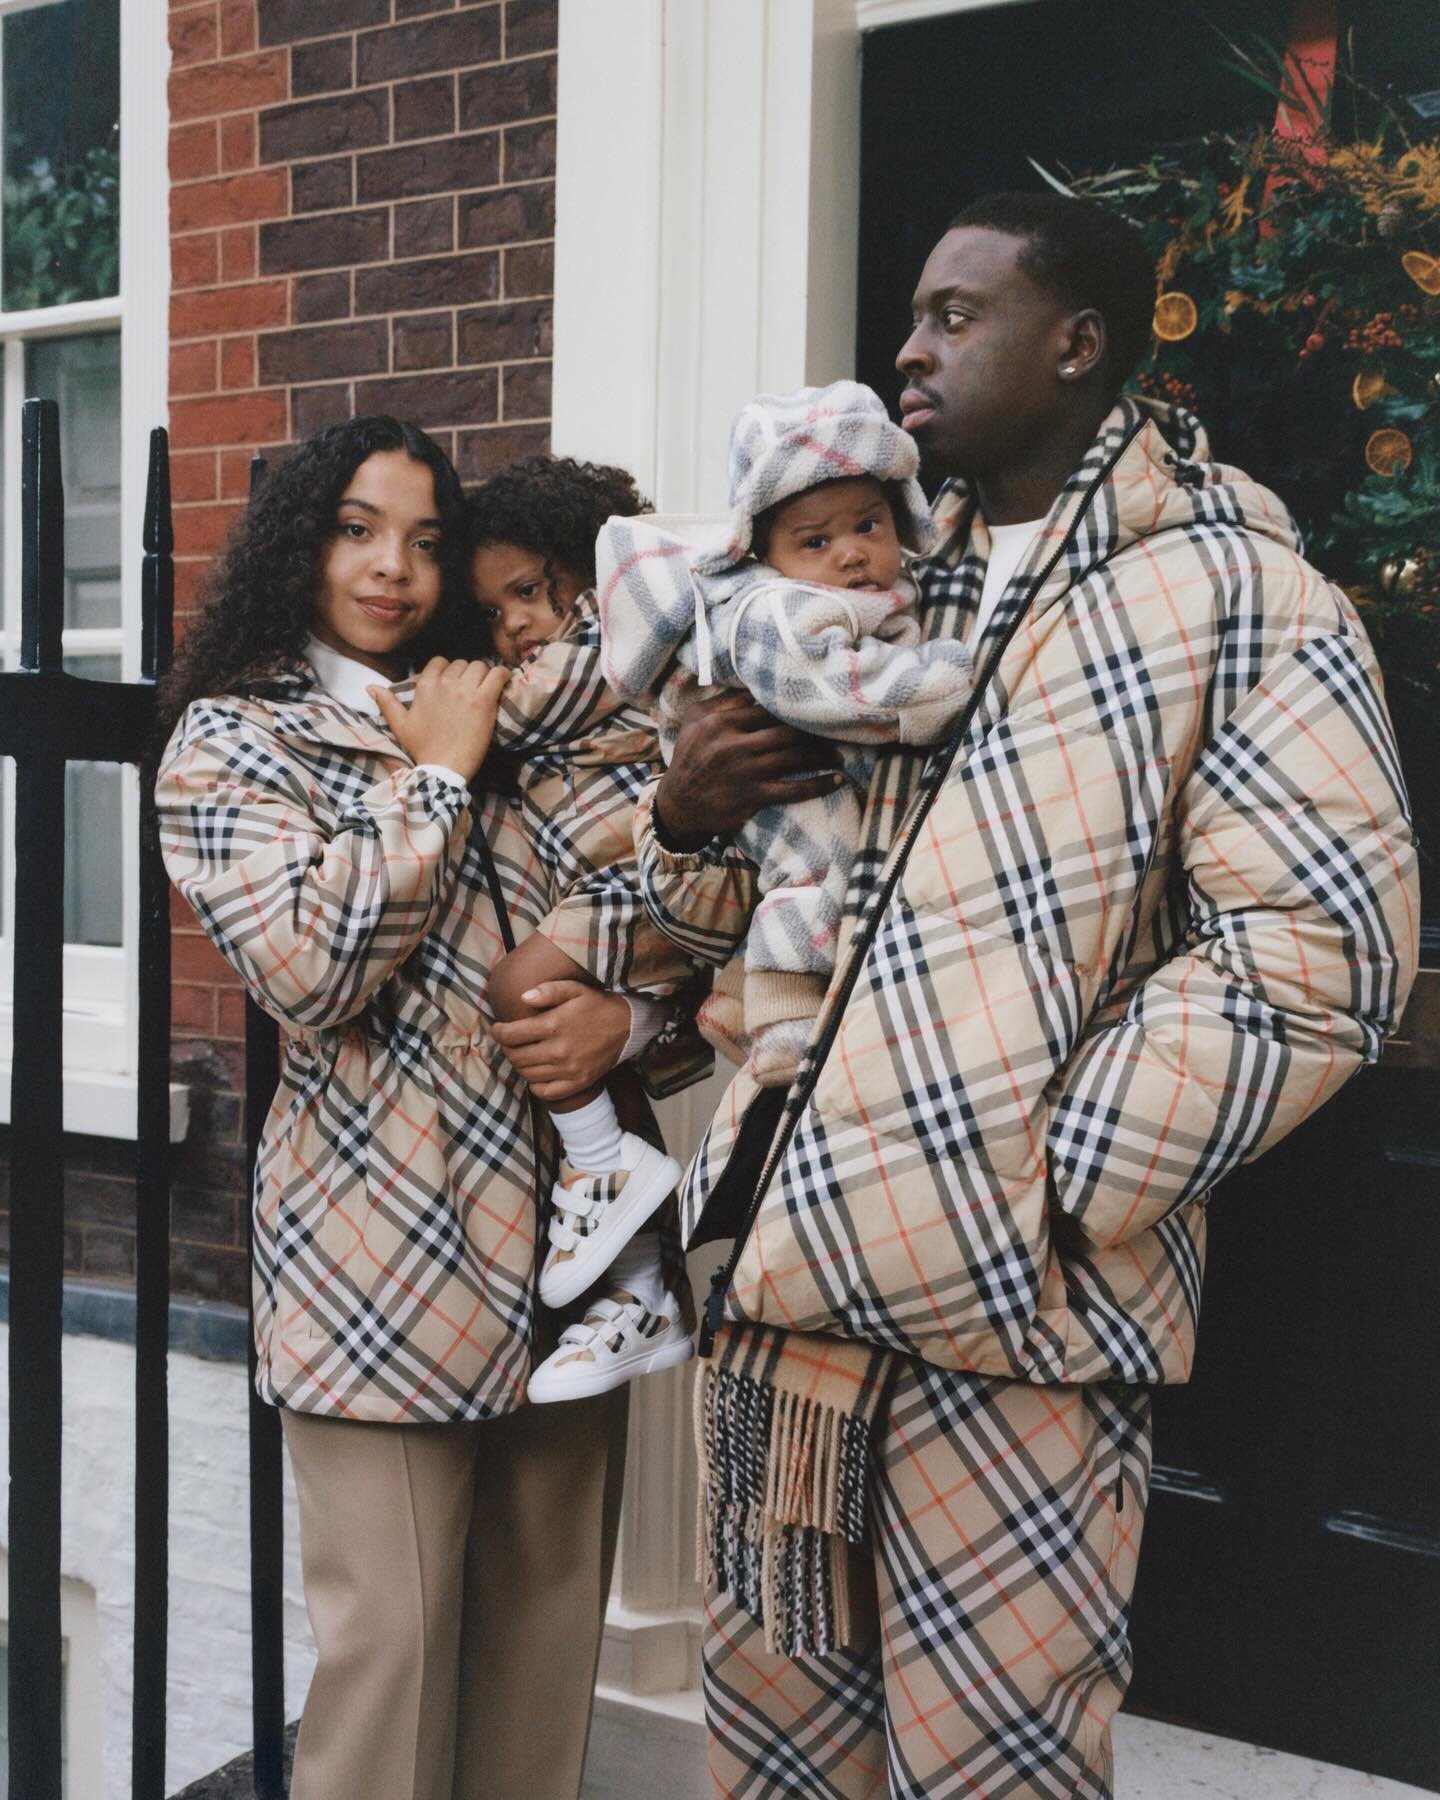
[[283, 1388, 629, 1800]]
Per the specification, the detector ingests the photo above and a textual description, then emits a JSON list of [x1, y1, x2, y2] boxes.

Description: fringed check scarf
[[695, 1320, 896, 1657]]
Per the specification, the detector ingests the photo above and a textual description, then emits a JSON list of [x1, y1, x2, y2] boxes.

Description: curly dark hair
[[466, 454, 651, 618], [157, 416, 471, 740]]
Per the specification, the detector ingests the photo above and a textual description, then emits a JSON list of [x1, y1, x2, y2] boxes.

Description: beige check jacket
[[158, 678, 558, 1421], [641, 398, 1421, 1387]]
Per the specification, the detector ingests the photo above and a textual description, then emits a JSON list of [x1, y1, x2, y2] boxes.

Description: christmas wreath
[[1042, 35, 1440, 721]]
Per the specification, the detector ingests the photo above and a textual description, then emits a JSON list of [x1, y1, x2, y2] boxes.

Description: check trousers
[[703, 1360, 1152, 1799]]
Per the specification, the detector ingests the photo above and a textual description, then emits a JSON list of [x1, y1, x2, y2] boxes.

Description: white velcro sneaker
[[538, 1133, 682, 1310]]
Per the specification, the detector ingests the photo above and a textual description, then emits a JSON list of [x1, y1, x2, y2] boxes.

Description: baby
[[471, 457, 705, 1405], [598, 380, 975, 1087]]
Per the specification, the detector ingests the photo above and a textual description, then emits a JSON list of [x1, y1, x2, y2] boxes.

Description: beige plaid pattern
[[496, 594, 698, 996], [703, 1360, 1152, 1799], [642, 398, 1420, 1389], [158, 681, 561, 1422]]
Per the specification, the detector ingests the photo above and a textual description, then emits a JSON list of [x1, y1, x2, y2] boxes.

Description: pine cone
[[1377, 200, 1405, 240]]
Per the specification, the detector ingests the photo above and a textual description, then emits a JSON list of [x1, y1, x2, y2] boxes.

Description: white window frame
[[0, 0, 177, 1138], [0, 1556, 105, 1800]]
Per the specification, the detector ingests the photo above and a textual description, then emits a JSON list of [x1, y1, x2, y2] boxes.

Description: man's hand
[[654, 691, 844, 850], [489, 981, 631, 1102], [371, 657, 510, 782]]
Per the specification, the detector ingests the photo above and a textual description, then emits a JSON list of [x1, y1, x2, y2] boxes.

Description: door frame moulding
[[551, 0, 1042, 510]]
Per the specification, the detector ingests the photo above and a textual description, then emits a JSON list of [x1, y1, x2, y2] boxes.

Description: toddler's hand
[[490, 982, 632, 1099]]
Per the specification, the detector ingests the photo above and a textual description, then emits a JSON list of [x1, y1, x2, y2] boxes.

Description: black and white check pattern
[[704, 1360, 1153, 1798], [643, 395, 1418, 1392], [159, 676, 563, 1422]]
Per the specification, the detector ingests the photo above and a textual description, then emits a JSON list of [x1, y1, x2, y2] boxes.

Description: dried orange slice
[[1401, 250, 1440, 295], [1365, 428, 1414, 476], [1153, 291, 1199, 342], [1352, 369, 1396, 410]]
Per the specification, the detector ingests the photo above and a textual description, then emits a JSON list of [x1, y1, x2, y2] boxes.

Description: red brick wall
[[157, 0, 557, 1302]]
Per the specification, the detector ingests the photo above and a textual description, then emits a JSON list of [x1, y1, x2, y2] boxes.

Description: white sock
[[553, 1093, 625, 1174], [608, 1236, 666, 1311]]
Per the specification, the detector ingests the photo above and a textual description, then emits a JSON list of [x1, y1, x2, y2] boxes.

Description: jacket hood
[[698, 380, 937, 575], [930, 396, 1303, 594], [596, 512, 731, 697]]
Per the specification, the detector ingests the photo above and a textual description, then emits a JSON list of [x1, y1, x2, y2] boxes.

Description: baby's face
[[471, 542, 585, 667], [762, 477, 903, 592]]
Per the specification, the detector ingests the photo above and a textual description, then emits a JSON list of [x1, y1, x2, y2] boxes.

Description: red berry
[[1304, 333, 1326, 353]]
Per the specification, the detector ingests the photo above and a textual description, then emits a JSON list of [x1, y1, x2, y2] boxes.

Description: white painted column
[[552, 0, 863, 1713], [553, 0, 860, 513]]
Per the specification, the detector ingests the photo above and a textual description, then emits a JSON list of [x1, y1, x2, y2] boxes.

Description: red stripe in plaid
[[703, 1360, 1151, 1799]]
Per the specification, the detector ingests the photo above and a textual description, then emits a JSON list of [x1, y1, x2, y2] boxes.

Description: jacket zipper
[[698, 422, 1147, 1356]]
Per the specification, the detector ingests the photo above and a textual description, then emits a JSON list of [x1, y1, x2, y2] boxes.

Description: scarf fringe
[[694, 1342, 880, 1658]]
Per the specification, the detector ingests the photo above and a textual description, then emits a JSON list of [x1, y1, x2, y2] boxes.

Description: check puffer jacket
[[158, 676, 556, 1422], [638, 398, 1420, 1386]]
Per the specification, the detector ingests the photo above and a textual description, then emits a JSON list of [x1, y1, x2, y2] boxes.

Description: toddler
[[599, 380, 977, 1087], [473, 458, 703, 1404]]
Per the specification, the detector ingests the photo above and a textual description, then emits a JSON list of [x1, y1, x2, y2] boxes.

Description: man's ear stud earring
[[1061, 365, 1077, 377]]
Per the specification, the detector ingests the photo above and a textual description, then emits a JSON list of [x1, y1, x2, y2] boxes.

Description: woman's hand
[[654, 691, 844, 850], [371, 657, 510, 782], [489, 981, 631, 1101]]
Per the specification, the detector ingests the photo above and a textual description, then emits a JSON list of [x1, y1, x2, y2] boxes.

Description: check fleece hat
[[699, 379, 937, 573]]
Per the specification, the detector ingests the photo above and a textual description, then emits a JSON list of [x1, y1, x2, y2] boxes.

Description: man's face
[[896, 227, 1077, 483]]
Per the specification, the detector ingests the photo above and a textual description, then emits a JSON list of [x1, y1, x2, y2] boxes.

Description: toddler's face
[[762, 477, 903, 592], [471, 542, 586, 667]]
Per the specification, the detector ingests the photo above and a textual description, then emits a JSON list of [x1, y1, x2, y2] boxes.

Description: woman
[[156, 417, 633, 1800]]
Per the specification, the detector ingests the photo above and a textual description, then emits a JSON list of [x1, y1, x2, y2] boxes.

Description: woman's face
[[471, 542, 586, 668], [312, 451, 446, 678]]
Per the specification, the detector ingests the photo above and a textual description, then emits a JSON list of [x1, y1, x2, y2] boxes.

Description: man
[[634, 194, 1419, 1797]]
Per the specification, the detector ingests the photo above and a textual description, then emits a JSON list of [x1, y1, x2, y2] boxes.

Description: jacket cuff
[[413, 762, 471, 791], [620, 993, 669, 1061], [639, 780, 732, 868]]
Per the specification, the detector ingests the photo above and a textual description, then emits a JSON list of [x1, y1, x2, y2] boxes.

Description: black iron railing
[[244, 448, 287, 1800], [0, 400, 286, 1799]]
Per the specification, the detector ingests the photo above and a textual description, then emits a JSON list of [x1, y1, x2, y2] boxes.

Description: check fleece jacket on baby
[[598, 382, 972, 1023], [601, 539, 972, 1018]]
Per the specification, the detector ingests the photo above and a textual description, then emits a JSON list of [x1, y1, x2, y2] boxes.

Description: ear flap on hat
[[885, 476, 939, 557]]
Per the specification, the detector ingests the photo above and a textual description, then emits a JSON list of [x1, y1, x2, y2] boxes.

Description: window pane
[[3, 0, 120, 311], [63, 761, 122, 946], [62, 655, 122, 947], [27, 334, 121, 631]]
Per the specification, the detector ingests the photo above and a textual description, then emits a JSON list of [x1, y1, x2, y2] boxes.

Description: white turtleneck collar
[[304, 635, 405, 716]]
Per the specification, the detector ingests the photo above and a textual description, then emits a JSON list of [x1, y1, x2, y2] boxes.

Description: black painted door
[[859, 3, 1440, 1786]]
